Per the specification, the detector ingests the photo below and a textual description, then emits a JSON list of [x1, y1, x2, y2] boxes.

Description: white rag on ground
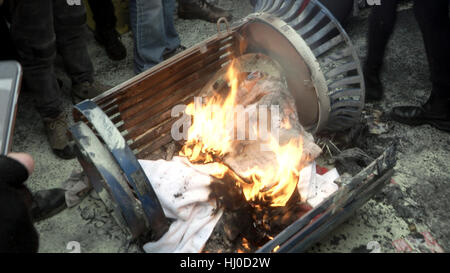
[[139, 157, 223, 253]]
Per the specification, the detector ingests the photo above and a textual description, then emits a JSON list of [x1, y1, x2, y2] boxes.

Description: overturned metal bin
[[69, 0, 395, 251]]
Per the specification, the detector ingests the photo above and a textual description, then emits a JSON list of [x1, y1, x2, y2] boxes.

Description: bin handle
[[217, 17, 231, 36]]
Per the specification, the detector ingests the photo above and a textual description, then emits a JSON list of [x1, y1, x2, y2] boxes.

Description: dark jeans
[[8, 0, 94, 118], [88, 0, 116, 33], [414, 0, 450, 99]]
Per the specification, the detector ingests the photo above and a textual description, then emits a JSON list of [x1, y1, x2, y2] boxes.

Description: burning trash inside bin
[[138, 54, 340, 253]]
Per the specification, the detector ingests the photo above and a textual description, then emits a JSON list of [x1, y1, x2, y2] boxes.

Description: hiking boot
[[72, 80, 111, 104], [30, 188, 67, 222], [95, 28, 127, 61], [43, 113, 76, 160], [178, 0, 232, 23]]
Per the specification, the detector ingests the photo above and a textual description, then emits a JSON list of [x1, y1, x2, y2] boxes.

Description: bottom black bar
[[1, 253, 445, 273]]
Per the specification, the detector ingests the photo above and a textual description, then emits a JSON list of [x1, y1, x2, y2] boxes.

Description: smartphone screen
[[0, 61, 22, 155]]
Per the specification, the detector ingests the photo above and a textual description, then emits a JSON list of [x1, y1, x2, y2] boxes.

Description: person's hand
[[0, 153, 34, 186], [0, 152, 39, 253], [7, 153, 35, 176]]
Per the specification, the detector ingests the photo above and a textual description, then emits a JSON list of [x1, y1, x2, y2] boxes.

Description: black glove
[[0, 155, 30, 186], [0, 155, 38, 253]]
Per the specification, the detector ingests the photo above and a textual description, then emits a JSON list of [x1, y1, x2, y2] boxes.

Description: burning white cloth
[[139, 157, 223, 253], [138, 156, 338, 253], [298, 162, 339, 208]]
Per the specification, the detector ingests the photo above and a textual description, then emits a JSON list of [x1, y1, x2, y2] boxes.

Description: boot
[[43, 113, 76, 160], [30, 189, 67, 222], [72, 80, 112, 104], [178, 0, 232, 23], [95, 28, 127, 61]]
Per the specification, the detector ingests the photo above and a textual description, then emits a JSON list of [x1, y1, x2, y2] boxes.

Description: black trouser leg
[[9, 0, 61, 118], [366, 0, 399, 73], [87, 0, 117, 33], [0, 7, 17, 61], [53, 0, 94, 85], [414, 0, 450, 100]]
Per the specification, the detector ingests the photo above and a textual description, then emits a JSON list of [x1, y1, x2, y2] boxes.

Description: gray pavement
[[11, 1, 449, 253]]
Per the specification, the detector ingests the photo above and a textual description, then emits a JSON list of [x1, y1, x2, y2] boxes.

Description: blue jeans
[[129, 0, 180, 74]]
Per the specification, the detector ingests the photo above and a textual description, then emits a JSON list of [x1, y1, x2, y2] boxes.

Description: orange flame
[[240, 136, 303, 206], [180, 60, 305, 207]]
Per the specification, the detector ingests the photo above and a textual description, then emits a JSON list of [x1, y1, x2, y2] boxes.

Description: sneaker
[[72, 80, 111, 103], [43, 113, 76, 160], [94, 28, 127, 61], [178, 0, 232, 23]]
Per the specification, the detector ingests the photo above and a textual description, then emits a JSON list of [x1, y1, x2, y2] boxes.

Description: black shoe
[[30, 189, 67, 222], [391, 97, 450, 132], [95, 28, 127, 61], [163, 45, 187, 60], [178, 0, 232, 23], [364, 64, 383, 102]]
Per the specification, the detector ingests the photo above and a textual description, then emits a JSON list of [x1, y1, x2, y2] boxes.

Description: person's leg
[[88, 0, 116, 33], [366, 0, 399, 72], [129, 0, 171, 73], [9, 0, 61, 118], [413, 0, 450, 102], [53, 0, 110, 103], [364, 0, 399, 101], [53, 0, 93, 85], [88, 0, 126, 61], [163, 0, 180, 53], [0, 7, 17, 61], [391, 0, 450, 132], [8, 0, 75, 158]]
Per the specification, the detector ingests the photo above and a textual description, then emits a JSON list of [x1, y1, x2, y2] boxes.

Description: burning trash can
[[69, 0, 396, 252]]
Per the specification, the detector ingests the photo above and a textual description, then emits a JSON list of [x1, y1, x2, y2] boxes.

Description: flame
[[181, 60, 240, 162], [239, 136, 303, 206], [281, 116, 292, 129], [180, 59, 305, 207], [272, 245, 280, 253], [242, 238, 251, 250]]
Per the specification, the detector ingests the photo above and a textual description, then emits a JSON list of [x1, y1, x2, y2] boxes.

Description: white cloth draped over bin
[[139, 157, 223, 253]]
